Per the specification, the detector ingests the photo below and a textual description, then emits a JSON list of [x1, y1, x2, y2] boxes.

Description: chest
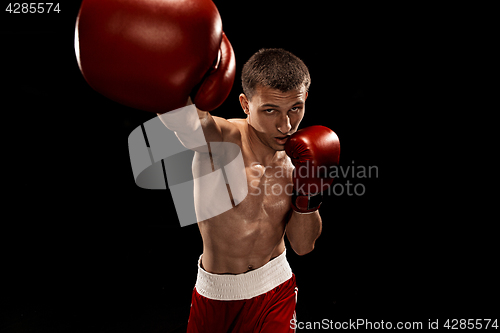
[[235, 160, 294, 221]]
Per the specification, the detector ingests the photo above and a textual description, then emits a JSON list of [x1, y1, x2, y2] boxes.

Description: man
[[178, 48, 335, 332], [75, 1, 339, 330]]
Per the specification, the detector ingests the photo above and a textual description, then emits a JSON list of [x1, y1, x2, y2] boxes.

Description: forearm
[[197, 109, 223, 143], [183, 96, 225, 146], [286, 210, 322, 256]]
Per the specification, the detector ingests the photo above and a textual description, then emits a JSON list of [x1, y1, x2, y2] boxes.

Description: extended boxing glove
[[285, 126, 340, 213], [75, 0, 235, 113]]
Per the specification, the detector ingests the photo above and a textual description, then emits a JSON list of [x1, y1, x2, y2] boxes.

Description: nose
[[277, 114, 292, 135]]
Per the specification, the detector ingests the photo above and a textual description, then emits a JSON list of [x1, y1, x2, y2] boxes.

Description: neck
[[245, 121, 282, 166]]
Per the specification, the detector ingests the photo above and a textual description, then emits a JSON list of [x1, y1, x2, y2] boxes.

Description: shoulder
[[212, 117, 245, 146]]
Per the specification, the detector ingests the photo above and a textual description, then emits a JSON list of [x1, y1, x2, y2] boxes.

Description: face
[[239, 85, 307, 151]]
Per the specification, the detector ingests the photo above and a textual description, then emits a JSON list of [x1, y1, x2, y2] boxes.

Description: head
[[239, 48, 310, 151]]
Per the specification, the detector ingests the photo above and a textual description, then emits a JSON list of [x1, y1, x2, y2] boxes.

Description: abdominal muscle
[[197, 159, 293, 275], [198, 215, 286, 275]]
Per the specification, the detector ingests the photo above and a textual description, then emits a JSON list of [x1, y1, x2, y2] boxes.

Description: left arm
[[284, 125, 340, 256], [286, 210, 322, 256]]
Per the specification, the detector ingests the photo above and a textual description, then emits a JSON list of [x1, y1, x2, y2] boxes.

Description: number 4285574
[[6, 3, 61, 13]]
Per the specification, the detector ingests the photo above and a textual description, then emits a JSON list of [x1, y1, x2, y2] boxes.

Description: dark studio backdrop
[[1, 1, 497, 332]]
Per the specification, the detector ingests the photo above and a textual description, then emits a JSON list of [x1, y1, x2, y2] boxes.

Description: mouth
[[274, 136, 289, 145]]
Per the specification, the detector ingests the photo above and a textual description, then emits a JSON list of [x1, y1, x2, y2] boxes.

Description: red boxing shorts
[[187, 249, 297, 333]]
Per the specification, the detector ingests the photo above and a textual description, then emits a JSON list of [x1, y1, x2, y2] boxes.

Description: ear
[[239, 93, 250, 115]]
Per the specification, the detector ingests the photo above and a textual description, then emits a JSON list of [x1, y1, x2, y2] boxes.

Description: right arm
[[158, 98, 241, 153], [157, 97, 240, 153], [170, 101, 244, 219], [196, 103, 241, 148]]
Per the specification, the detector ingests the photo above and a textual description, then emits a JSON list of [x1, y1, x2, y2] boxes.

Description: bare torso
[[196, 119, 294, 274]]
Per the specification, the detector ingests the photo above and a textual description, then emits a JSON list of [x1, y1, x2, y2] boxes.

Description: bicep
[[213, 116, 241, 145], [157, 102, 240, 153], [198, 110, 223, 143], [197, 106, 241, 144]]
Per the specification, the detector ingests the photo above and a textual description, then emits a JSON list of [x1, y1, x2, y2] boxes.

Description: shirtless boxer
[[179, 49, 339, 332], [75, 1, 339, 331]]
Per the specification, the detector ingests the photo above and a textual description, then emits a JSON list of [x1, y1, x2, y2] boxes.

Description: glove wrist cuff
[[291, 191, 323, 213]]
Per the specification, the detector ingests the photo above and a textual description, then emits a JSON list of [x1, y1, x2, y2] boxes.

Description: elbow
[[293, 243, 315, 256]]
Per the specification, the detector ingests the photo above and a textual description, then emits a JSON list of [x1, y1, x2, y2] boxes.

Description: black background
[[1, 1, 496, 332]]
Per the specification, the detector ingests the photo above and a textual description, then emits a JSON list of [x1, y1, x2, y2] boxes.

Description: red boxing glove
[[75, 0, 235, 113], [285, 126, 340, 213]]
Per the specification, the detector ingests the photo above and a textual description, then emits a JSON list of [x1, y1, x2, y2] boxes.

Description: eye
[[290, 107, 300, 112], [264, 109, 275, 114]]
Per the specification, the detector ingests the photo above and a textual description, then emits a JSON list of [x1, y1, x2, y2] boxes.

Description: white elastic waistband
[[195, 249, 292, 301]]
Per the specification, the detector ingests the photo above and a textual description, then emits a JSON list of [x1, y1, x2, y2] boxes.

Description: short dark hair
[[241, 48, 311, 100]]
